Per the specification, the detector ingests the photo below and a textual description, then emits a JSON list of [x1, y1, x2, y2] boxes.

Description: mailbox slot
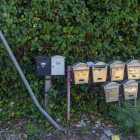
[[125, 59, 140, 80], [121, 80, 138, 100], [108, 60, 125, 81], [35, 56, 51, 76], [72, 62, 90, 84], [101, 82, 120, 103], [92, 62, 108, 83], [51, 55, 65, 75]]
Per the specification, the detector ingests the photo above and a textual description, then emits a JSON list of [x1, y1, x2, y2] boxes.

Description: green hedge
[[0, 0, 140, 130]]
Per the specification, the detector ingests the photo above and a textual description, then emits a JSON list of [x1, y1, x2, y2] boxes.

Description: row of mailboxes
[[35, 55, 65, 76], [35, 57, 140, 83], [71, 59, 140, 84], [101, 80, 139, 102]]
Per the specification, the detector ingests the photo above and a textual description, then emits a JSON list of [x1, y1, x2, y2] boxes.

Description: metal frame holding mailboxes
[[101, 82, 120, 102], [121, 80, 138, 100], [107, 60, 125, 81], [125, 59, 140, 80], [92, 61, 108, 83], [71, 62, 90, 84]]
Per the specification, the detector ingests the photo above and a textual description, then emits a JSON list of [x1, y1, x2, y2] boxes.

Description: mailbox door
[[124, 86, 137, 100], [93, 68, 107, 82], [128, 67, 140, 79], [51, 59, 65, 75], [105, 88, 119, 102], [74, 70, 89, 84], [111, 68, 124, 81], [36, 58, 51, 76]]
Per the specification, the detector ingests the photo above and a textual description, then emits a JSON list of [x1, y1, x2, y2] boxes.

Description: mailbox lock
[[52, 66, 54, 67]]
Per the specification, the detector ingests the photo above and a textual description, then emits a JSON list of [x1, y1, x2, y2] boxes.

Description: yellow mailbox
[[92, 61, 108, 83], [108, 60, 125, 81], [71, 62, 90, 84]]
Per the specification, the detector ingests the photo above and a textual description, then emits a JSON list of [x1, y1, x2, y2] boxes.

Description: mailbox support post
[[118, 86, 121, 106], [134, 98, 137, 107], [67, 66, 71, 124], [44, 75, 52, 110]]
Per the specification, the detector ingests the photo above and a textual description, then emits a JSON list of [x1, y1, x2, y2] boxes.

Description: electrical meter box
[[101, 82, 120, 102], [51, 55, 65, 75], [108, 60, 125, 81], [121, 80, 138, 100], [125, 59, 140, 80], [35, 56, 51, 76], [71, 62, 90, 84], [92, 61, 108, 83]]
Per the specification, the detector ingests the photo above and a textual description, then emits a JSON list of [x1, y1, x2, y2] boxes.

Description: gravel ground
[[0, 117, 139, 140]]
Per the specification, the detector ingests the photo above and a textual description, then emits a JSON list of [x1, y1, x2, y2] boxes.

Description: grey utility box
[[51, 55, 65, 75], [108, 60, 125, 81], [92, 61, 108, 83], [35, 56, 51, 76], [121, 80, 138, 100], [71, 62, 90, 84], [125, 59, 140, 80], [101, 82, 120, 102]]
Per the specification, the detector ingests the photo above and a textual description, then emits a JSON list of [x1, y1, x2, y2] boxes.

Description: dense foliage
[[0, 0, 140, 136], [109, 99, 140, 136]]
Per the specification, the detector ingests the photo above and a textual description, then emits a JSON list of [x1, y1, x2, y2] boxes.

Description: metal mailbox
[[125, 59, 140, 80], [71, 62, 90, 84], [101, 82, 120, 102], [51, 55, 65, 75], [92, 61, 108, 83], [121, 80, 138, 100], [35, 56, 51, 76], [138, 81, 140, 98], [108, 60, 125, 81]]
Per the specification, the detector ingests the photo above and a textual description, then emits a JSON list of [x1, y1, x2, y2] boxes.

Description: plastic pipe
[[0, 30, 62, 131]]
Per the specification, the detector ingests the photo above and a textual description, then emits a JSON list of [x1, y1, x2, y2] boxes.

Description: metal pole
[[118, 85, 120, 106], [67, 66, 71, 124], [44, 75, 52, 110], [0, 30, 62, 131], [134, 98, 137, 107]]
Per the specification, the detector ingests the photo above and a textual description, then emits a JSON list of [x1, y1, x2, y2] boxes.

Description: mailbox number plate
[[93, 68, 107, 82], [124, 87, 137, 100], [128, 67, 140, 79], [105, 88, 119, 102]]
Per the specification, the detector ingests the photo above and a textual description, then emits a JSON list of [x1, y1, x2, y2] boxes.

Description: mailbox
[[138, 81, 140, 98], [108, 60, 125, 81], [92, 61, 108, 83], [125, 59, 140, 80], [101, 82, 120, 102], [71, 62, 90, 84], [51, 55, 65, 75], [35, 56, 51, 76], [121, 80, 138, 100]]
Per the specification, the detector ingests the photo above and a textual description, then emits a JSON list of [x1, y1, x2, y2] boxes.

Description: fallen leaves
[[11, 112, 15, 117], [9, 102, 14, 108]]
